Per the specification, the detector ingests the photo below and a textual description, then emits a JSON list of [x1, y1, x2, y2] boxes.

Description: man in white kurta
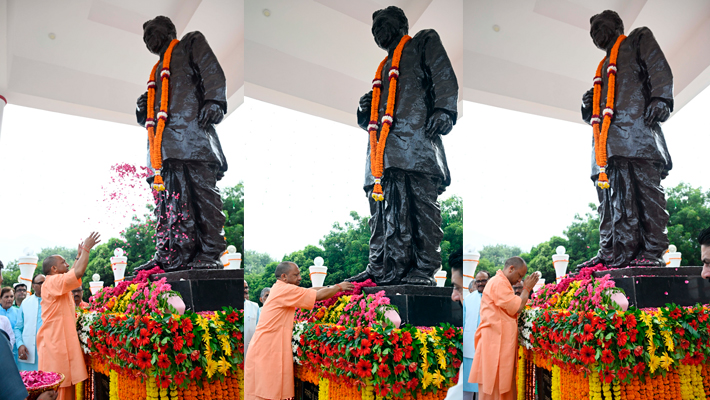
[[244, 280, 260, 355], [15, 274, 45, 371]]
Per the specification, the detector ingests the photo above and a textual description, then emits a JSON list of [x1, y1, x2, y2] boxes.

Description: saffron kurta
[[37, 273, 88, 389], [469, 270, 522, 399], [244, 280, 317, 400]]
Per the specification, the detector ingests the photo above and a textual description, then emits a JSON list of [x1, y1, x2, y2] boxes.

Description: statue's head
[[590, 10, 624, 51], [372, 6, 409, 51], [143, 16, 177, 55]]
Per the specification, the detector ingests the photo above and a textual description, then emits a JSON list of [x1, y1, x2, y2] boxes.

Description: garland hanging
[[591, 35, 626, 189], [368, 35, 411, 201], [146, 39, 179, 192]]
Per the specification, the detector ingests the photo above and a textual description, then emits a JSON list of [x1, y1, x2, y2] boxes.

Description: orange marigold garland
[[591, 34, 626, 189], [146, 39, 179, 191], [368, 35, 411, 201]]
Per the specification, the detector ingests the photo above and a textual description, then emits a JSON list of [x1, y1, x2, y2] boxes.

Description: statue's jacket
[[137, 31, 228, 177], [357, 29, 458, 192], [582, 27, 673, 180]]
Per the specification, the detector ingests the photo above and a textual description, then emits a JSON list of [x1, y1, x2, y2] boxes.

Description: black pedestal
[[594, 267, 710, 308], [362, 285, 462, 327], [150, 269, 244, 312], [536, 366, 552, 400], [294, 378, 318, 400], [94, 371, 110, 400]]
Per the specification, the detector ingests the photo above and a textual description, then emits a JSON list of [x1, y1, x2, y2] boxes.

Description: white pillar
[[0, 95, 6, 140]]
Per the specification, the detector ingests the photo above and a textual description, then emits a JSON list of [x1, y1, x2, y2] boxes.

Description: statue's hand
[[199, 101, 224, 129], [644, 99, 670, 126], [425, 110, 453, 139], [137, 92, 148, 112], [582, 88, 594, 109], [359, 91, 373, 113]]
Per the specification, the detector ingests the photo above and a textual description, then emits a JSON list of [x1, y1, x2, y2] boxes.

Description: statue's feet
[[345, 270, 374, 283], [134, 258, 163, 272], [575, 256, 609, 272], [187, 259, 222, 269], [401, 275, 436, 286], [629, 256, 665, 267]]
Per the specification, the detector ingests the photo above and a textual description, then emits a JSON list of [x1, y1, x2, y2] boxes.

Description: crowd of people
[[0, 232, 100, 400]]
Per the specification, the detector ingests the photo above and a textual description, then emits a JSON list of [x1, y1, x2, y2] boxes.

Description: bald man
[[469, 257, 538, 400], [699, 227, 710, 280], [244, 262, 354, 400], [37, 232, 100, 400]]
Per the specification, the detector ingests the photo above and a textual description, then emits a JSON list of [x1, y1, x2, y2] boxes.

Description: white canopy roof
[[464, 0, 710, 123], [0, 0, 244, 126]]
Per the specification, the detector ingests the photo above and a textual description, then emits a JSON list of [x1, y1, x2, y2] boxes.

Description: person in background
[[259, 287, 270, 310], [243, 280, 260, 355], [13, 283, 27, 308], [698, 227, 710, 280], [513, 281, 524, 296], [1, 286, 20, 365], [0, 261, 16, 349], [16, 274, 45, 371], [463, 270, 489, 400], [71, 287, 89, 309], [444, 249, 464, 400], [0, 328, 57, 400]]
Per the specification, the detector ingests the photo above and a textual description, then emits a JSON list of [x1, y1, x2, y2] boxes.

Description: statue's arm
[[136, 91, 148, 126], [188, 31, 228, 114], [422, 30, 458, 126], [356, 91, 373, 131], [637, 28, 674, 116], [581, 88, 594, 124]]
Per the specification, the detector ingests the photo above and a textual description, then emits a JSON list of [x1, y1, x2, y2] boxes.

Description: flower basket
[[21, 371, 64, 400]]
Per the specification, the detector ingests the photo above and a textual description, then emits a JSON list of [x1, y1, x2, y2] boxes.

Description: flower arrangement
[[517, 266, 710, 399], [145, 38, 179, 191], [368, 35, 411, 201], [292, 284, 461, 398], [294, 323, 461, 398], [296, 290, 398, 328], [591, 34, 626, 189]]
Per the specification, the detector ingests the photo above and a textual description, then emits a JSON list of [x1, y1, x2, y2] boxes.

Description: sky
[[0, 85, 708, 265], [462, 85, 710, 253]]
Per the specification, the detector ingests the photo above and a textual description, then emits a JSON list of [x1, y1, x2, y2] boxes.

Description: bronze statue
[[135, 16, 228, 271], [578, 10, 673, 269], [348, 6, 458, 286]]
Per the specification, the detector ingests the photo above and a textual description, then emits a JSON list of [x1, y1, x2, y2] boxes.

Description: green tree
[[666, 183, 710, 266], [440, 195, 463, 273], [222, 183, 244, 255], [244, 250, 276, 275], [520, 236, 568, 283], [562, 204, 600, 268], [118, 206, 157, 276], [1, 260, 20, 287], [478, 244, 523, 269]]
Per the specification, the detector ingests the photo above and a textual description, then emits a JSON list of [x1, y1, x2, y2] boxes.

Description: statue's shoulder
[[412, 29, 442, 43], [627, 27, 654, 41], [180, 31, 208, 44]]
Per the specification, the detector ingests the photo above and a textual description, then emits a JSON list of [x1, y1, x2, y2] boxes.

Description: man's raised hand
[[523, 272, 540, 292], [82, 232, 102, 253], [337, 282, 355, 292]]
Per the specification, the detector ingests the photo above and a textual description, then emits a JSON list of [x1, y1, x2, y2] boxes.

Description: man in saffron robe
[[469, 257, 538, 400], [37, 232, 101, 400], [244, 262, 354, 400]]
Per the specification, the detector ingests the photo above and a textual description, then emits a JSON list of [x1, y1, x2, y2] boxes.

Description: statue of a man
[[135, 16, 228, 271], [348, 6, 458, 286], [578, 10, 673, 269]]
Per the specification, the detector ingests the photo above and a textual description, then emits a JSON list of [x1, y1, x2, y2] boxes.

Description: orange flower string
[[146, 39, 179, 191], [591, 34, 626, 189], [368, 35, 411, 201]]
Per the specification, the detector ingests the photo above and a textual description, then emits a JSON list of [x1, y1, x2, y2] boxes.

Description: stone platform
[[150, 268, 244, 312], [593, 266, 710, 308], [362, 285, 462, 327]]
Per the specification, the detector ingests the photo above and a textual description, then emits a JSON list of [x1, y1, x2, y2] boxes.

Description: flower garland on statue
[[591, 34, 626, 189], [368, 35, 411, 201], [146, 39, 179, 191]]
